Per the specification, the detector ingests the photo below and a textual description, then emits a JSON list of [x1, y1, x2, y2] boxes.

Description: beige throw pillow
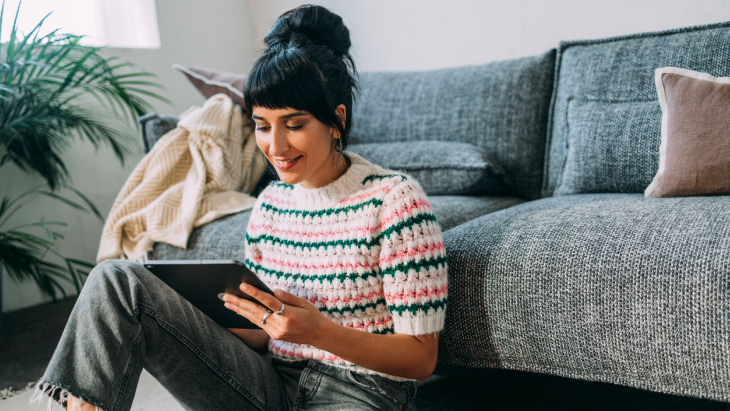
[[645, 67, 730, 197], [173, 64, 246, 108]]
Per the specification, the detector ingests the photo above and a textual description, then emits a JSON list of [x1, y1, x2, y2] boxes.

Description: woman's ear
[[336, 104, 346, 129]]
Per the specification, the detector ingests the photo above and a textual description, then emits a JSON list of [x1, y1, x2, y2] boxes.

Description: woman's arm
[[226, 328, 270, 354], [223, 286, 438, 380], [317, 321, 439, 381]]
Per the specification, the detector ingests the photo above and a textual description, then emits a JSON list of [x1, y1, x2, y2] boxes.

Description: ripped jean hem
[[30, 381, 105, 411]]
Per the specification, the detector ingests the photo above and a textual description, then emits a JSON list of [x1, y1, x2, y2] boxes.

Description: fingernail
[[224, 303, 231, 309], [218, 293, 230, 302], [275, 289, 283, 297], [240, 284, 250, 291]]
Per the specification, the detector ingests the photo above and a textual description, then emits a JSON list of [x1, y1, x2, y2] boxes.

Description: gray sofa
[[142, 21, 730, 403]]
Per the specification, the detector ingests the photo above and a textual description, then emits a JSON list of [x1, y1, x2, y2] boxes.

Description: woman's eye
[[287, 125, 303, 130], [256, 126, 270, 131]]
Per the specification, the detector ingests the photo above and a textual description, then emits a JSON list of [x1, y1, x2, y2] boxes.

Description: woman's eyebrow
[[280, 111, 308, 119], [251, 111, 308, 120]]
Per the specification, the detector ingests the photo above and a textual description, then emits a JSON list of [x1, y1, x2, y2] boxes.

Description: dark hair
[[244, 4, 358, 153]]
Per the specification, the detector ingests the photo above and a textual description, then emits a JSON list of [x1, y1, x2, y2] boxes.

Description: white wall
[[250, 0, 730, 72], [5, 0, 730, 312], [2, 0, 258, 313]]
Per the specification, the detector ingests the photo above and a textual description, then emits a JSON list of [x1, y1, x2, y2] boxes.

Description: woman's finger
[[275, 289, 313, 308], [223, 294, 270, 324], [240, 283, 283, 312]]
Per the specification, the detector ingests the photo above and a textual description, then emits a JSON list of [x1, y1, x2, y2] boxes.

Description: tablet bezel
[[143, 259, 274, 329]]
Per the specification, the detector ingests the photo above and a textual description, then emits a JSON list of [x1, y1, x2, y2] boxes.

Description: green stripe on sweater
[[245, 212, 440, 250], [320, 300, 386, 315], [380, 255, 448, 278], [260, 197, 383, 218], [246, 254, 445, 284], [388, 299, 448, 315], [362, 174, 407, 185]]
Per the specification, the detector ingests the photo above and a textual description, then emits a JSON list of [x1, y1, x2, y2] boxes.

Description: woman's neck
[[301, 152, 351, 189]]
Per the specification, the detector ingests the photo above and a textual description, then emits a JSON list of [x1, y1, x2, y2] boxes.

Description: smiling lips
[[274, 155, 302, 170]]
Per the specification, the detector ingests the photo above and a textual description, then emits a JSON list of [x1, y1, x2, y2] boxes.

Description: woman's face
[[252, 105, 346, 189]]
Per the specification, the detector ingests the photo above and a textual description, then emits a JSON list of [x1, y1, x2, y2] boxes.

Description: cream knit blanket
[[96, 94, 266, 263]]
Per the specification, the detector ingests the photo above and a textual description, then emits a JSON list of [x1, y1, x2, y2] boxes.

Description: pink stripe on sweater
[[379, 242, 445, 264], [316, 290, 383, 306], [261, 194, 297, 206], [336, 186, 389, 205], [247, 200, 434, 239], [269, 344, 344, 363], [258, 256, 379, 273], [248, 223, 372, 238], [385, 285, 448, 303], [373, 200, 433, 231], [344, 317, 393, 331]]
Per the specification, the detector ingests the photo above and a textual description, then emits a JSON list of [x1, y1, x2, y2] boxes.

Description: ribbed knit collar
[[291, 151, 375, 208]]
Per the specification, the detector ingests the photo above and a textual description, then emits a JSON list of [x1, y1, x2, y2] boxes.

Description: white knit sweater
[[244, 152, 448, 380]]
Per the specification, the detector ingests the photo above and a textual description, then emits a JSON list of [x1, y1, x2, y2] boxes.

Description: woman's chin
[[276, 173, 303, 186]]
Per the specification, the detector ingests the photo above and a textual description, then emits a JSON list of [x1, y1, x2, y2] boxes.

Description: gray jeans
[[35, 260, 418, 411]]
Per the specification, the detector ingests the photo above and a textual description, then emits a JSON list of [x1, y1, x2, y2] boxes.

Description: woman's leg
[[31, 260, 293, 411]]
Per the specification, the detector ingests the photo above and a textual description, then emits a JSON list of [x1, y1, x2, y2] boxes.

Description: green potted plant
[[0, 0, 169, 331]]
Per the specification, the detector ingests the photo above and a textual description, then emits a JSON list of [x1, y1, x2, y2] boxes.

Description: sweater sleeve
[[378, 177, 448, 336]]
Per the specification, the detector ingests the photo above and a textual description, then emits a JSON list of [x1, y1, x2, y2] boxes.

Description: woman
[[34, 4, 448, 410]]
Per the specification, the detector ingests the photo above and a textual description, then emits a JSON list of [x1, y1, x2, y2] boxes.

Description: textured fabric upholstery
[[152, 210, 253, 261], [544, 21, 730, 197], [556, 99, 661, 195], [428, 195, 525, 232], [439, 193, 730, 402], [139, 113, 179, 154], [352, 50, 556, 200], [151, 194, 525, 259], [349, 141, 513, 196]]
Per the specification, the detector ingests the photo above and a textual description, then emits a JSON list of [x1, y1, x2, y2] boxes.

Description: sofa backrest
[[543, 21, 730, 197], [351, 50, 556, 200]]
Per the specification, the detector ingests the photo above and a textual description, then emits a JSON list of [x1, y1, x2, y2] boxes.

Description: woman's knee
[[84, 259, 144, 294]]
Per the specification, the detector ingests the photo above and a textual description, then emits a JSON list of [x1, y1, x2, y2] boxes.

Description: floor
[[1, 298, 728, 411]]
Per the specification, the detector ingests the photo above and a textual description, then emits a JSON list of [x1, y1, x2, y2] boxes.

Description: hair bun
[[265, 4, 351, 55]]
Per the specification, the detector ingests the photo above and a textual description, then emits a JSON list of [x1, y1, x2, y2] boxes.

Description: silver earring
[[336, 137, 343, 153]]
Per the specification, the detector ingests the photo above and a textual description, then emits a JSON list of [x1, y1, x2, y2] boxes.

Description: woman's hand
[[222, 283, 331, 347]]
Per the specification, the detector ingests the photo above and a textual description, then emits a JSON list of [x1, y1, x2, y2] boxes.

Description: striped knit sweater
[[244, 151, 448, 380]]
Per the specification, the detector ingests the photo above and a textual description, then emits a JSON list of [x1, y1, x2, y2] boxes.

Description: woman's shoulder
[[350, 152, 426, 200]]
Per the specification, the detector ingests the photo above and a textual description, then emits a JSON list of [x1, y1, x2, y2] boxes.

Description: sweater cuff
[[391, 308, 446, 336]]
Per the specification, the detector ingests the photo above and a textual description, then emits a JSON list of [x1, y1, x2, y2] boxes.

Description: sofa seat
[[151, 194, 525, 260], [439, 193, 730, 402]]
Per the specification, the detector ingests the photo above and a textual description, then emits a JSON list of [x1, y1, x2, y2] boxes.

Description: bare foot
[[66, 394, 99, 411]]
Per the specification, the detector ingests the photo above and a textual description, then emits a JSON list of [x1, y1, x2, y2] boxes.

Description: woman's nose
[[268, 126, 289, 156]]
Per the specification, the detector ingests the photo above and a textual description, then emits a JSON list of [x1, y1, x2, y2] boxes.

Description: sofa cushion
[[427, 195, 525, 231], [545, 21, 730, 196], [555, 99, 661, 195], [352, 49, 556, 200], [439, 193, 730, 401], [173, 64, 246, 108], [348, 141, 513, 196], [139, 113, 179, 154], [646, 67, 730, 197]]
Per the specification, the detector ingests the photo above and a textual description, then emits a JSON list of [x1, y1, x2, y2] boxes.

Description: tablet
[[143, 259, 274, 329]]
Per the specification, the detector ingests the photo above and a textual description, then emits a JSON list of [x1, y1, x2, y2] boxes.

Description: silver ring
[[261, 309, 273, 325], [276, 303, 285, 315]]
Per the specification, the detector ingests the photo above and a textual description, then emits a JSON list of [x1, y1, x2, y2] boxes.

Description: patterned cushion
[[352, 50, 556, 200], [348, 141, 513, 196], [545, 21, 730, 196], [439, 193, 730, 402]]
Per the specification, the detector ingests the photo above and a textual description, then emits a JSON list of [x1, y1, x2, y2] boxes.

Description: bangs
[[244, 49, 336, 122]]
